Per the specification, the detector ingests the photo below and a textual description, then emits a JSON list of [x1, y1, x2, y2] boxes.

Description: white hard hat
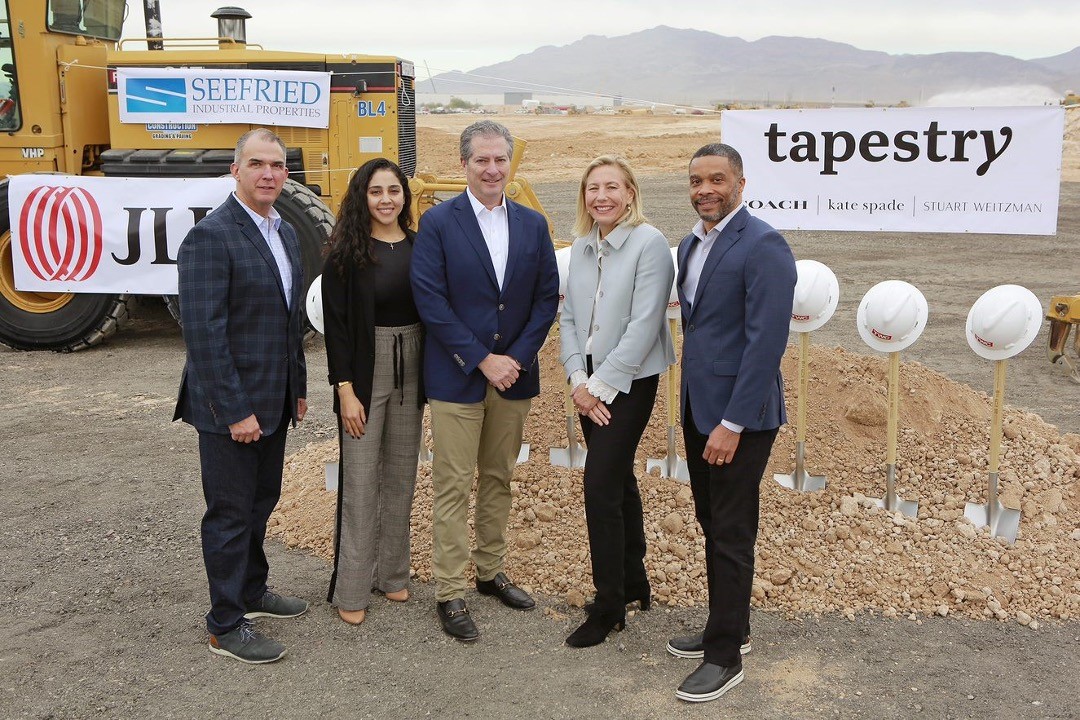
[[856, 280, 928, 352], [965, 284, 1042, 361], [667, 246, 681, 320], [555, 245, 572, 314], [305, 274, 324, 335], [791, 259, 839, 332]]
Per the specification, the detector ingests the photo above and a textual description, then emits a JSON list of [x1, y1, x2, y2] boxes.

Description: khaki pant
[[429, 385, 531, 602]]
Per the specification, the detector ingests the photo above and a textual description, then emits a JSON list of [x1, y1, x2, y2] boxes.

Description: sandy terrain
[[1, 111, 1078, 719]]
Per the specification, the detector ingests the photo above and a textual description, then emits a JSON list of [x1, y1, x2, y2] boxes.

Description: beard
[[694, 193, 740, 224]]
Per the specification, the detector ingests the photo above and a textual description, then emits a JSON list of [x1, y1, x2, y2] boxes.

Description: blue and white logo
[[124, 78, 187, 113]]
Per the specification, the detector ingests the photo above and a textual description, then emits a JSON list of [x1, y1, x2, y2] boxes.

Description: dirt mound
[[271, 341, 1079, 627]]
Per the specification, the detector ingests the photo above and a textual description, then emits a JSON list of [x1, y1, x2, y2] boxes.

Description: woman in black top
[[322, 158, 425, 625]]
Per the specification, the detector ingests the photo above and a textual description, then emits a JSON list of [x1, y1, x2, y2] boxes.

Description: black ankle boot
[[566, 611, 625, 648]]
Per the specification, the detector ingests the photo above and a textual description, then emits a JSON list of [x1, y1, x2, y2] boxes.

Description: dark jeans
[[683, 394, 777, 667], [579, 371, 658, 614], [198, 412, 290, 635]]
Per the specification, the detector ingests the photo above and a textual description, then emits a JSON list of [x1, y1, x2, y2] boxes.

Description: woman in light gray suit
[[559, 156, 675, 647]]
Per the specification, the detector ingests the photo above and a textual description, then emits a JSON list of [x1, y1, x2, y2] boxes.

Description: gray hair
[[234, 128, 287, 164], [459, 120, 513, 162], [691, 143, 744, 178]]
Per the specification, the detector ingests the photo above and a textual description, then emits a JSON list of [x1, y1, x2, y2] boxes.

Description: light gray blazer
[[559, 221, 676, 394]]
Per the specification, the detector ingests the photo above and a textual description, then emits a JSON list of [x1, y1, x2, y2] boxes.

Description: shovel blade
[[325, 461, 339, 493], [872, 495, 919, 518], [964, 500, 1021, 543], [647, 455, 691, 484], [773, 470, 826, 492], [549, 444, 587, 468], [516, 443, 530, 465]]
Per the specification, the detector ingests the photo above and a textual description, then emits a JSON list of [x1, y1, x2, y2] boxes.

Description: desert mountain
[[415, 26, 1077, 105]]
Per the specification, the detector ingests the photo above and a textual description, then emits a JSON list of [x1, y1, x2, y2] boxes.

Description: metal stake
[[775, 331, 825, 492], [872, 351, 918, 517], [964, 359, 1021, 542]]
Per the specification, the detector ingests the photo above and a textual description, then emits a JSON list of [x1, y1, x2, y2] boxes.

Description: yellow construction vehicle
[[0, 1, 547, 351], [1047, 294, 1080, 382]]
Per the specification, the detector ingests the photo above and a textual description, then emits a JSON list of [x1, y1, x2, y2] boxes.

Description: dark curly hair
[[326, 158, 413, 275]]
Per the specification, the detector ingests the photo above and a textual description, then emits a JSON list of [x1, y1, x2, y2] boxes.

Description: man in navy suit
[[411, 120, 559, 641], [175, 128, 309, 664], [667, 144, 796, 702]]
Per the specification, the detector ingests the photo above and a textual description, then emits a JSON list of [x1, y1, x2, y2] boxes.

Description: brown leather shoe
[[337, 607, 366, 625]]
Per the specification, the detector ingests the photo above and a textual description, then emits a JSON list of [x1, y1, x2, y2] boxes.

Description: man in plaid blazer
[[174, 128, 308, 664]]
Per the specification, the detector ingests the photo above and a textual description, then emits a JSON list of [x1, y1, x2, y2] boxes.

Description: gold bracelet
[[336, 380, 353, 388]]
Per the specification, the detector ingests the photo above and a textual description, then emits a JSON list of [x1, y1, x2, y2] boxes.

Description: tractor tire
[[0, 179, 133, 352], [162, 179, 332, 331]]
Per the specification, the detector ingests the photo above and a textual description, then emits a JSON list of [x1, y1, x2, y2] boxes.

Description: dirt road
[[1, 145, 1077, 717]]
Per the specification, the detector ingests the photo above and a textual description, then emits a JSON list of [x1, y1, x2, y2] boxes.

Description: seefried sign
[[721, 107, 1064, 235], [9, 175, 235, 294], [117, 67, 331, 129]]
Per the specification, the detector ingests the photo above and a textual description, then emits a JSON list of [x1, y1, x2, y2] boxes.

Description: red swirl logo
[[18, 186, 104, 282]]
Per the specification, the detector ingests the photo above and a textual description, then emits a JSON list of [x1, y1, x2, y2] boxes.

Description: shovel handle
[[886, 351, 900, 465], [988, 359, 1007, 473], [564, 381, 576, 416], [668, 318, 680, 428], [796, 331, 809, 443]]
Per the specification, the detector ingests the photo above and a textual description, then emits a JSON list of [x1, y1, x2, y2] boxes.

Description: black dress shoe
[[565, 610, 625, 648], [476, 572, 535, 610], [437, 599, 479, 642], [666, 631, 752, 659], [675, 661, 744, 703]]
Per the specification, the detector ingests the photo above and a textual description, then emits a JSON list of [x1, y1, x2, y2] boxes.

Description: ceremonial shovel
[[963, 360, 1021, 543], [774, 331, 825, 492], [871, 351, 919, 517], [647, 330, 689, 483], [549, 383, 586, 468]]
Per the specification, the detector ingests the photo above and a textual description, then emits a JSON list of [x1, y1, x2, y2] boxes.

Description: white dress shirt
[[681, 202, 745, 434], [233, 193, 292, 309], [466, 187, 509, 289]]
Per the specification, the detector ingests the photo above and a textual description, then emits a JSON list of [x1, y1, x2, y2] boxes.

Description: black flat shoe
[[476, 572, 535, 610], [437, 599, 479, 642], [675, 662, 744, 703], [565, 611, 625, 648]]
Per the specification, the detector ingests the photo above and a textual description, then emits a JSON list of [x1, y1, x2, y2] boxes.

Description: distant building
[[504, 92, 533, 106]]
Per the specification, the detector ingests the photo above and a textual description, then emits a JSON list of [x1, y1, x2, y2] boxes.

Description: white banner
[[117, 67, 331, 129], [721, 107, 1064, 235], [9, 175, 236, 294]]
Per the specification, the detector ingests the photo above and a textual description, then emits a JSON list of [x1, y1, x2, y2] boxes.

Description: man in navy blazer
[[667, 144, 796, 702], [175, 129, 309, 664], [411, 120, 559, 641]]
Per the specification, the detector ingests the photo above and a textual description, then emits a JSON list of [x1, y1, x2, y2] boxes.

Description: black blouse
[[373, 239, 421, 326]]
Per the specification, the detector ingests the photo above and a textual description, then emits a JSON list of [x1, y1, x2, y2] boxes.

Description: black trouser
[[197, 410, 290, 636], [683, 394, 777, 667], [579, 371, 658, 615]]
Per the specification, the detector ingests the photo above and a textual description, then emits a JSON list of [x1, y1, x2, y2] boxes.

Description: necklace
[[377, 238, 405, 249]]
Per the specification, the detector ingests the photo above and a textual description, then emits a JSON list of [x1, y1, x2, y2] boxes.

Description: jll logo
[[19, 186, 103, 282]]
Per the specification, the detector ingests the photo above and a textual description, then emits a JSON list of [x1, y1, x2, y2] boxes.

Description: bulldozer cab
[[0, 4, 21, 131]]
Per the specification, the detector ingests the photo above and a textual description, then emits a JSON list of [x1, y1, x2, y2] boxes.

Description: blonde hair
[[572, 155, 648, 238]]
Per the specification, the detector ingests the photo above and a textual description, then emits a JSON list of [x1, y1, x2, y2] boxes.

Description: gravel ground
[[0, 179, 1077, 719]]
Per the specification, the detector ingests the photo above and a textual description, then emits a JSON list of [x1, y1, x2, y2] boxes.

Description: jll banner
[[9, 175, 235, 294], [116, 67, 331, 129], [720, 107, 1064, 235]]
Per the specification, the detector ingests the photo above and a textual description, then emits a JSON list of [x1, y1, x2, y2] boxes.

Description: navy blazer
[[676, 206, 796, 434], [174, 194, 307, 434], [410, 191, 559, 403]]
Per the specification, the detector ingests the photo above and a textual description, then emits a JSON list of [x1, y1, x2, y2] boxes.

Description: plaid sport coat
[[173, 194, 307, 434]]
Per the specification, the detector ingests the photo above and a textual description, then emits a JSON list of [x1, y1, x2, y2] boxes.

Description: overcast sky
[[125, 1, 1080, 80]]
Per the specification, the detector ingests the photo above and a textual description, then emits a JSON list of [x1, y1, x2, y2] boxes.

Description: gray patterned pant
[[331, 323, 423, 611]]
